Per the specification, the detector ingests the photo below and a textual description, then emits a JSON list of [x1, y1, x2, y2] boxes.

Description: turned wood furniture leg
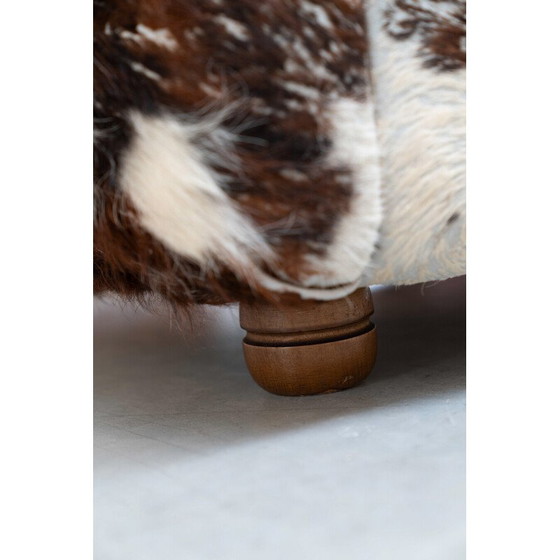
[[239, 288, 377, 396]]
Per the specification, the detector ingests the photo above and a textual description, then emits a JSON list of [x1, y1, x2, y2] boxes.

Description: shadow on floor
[[94, 276, 465, 454]]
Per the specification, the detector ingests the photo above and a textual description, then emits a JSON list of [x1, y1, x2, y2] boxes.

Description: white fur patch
[[134, 25, 178, 51], [303, 97, 383, 288], [118, 25, 178, 51], [365, 0, 466, 285], [129, 62, 161, 81], [300, 2, 334, 30], [119, 112, 272, 278], [214, 15, 249, 41]]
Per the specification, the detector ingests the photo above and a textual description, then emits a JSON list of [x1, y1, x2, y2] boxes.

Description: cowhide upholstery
[[94, 0, 466, 308]]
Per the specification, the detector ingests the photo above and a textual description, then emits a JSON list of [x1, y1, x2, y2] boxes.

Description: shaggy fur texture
[[366, 0, 466, 285], [94, 0, 466, 308], [94, 0, 381, 306]]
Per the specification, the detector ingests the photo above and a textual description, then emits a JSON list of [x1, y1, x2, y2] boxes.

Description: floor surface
[[94, 276, 466, 560]]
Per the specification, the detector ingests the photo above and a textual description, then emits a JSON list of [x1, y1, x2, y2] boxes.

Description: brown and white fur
[[94, 0, 465, 308]]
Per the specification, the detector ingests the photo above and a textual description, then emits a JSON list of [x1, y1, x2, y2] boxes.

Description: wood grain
[[240, 288, 377, 396]]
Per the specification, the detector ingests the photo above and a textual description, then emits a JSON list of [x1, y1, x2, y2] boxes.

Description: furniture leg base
[[239, 288, 377, 396]]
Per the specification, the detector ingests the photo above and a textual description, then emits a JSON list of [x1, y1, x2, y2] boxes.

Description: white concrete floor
[[94, 276, 465, 560]]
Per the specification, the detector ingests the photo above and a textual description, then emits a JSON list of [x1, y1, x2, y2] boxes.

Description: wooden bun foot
[[239, 288, 377, 396]]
